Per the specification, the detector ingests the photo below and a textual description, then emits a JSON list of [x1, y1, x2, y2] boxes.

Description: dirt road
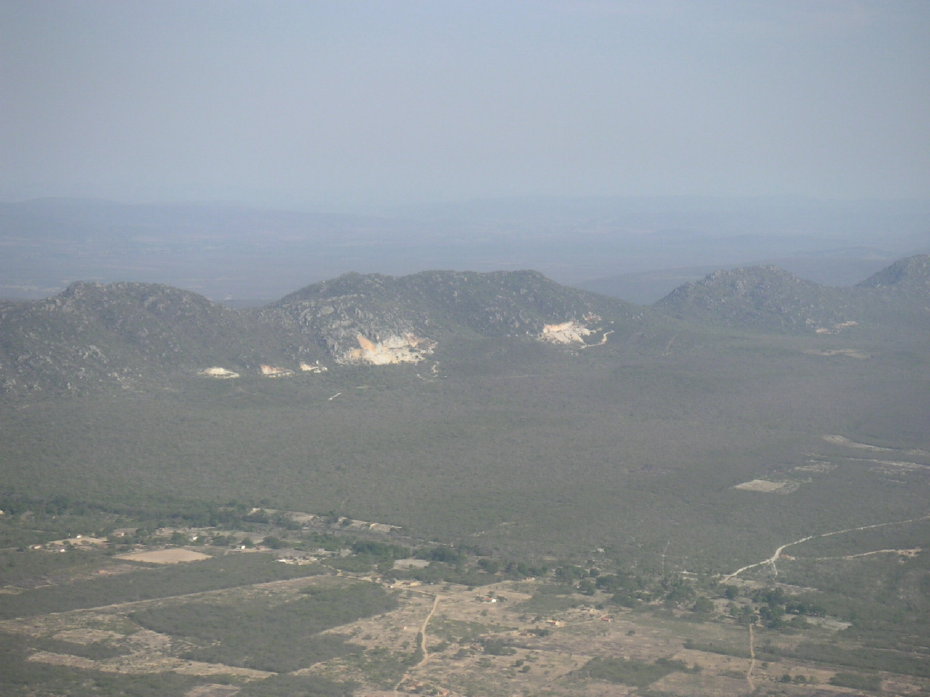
[[721, 513, 930, 583], [392, 593, 440, 694]]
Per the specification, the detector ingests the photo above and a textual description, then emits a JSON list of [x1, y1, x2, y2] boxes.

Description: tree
[[262, 536, 284, 549], [692, 596, 714, 614], [578, 578, 596, 595]]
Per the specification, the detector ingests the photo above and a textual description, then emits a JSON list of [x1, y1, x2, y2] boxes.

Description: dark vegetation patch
[[0, 553, 325, 619], [0, 631, 202, 697], [236, 673, 357, 697], [768, 641, 930, 679], [514, 584, 581, 615], [130, 581, 396, 672], [829, 671, 883, 691], [575, 656, 694, 687], [339, 647, 411, 689], [775, 548, 930, 660], [0, 546, 112, 587]]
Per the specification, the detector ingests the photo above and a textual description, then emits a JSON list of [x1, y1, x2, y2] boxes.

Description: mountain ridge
[[0, 270, 627, 397], [1, 256, 927, 398]]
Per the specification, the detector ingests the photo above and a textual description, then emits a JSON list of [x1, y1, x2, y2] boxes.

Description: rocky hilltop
[[264, 269, 625, 365]]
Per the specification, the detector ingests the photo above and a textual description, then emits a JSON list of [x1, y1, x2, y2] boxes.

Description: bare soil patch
[[116, 548, 212, 564]]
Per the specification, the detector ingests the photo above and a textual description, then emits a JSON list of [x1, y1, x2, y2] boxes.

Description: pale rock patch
[[814, 320, 859, 334], [259, 364, 294, 377], [538, 314, 608, 347], [538, 320, 593, 344], [198, 367, 239, 379], [803, 348, 870, 359], [733, 479, 800, 494], [339, 333, 435, 365], [794, 460, 837, 473]]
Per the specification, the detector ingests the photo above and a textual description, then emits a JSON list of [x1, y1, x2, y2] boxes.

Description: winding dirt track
[[721, 513, 930, 584], [416, 594, 441, 667], [392, 593, 440, 695]]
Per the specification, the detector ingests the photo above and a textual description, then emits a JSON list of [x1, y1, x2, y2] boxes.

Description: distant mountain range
[[1, 255, 927, 398], [3, 197, 928, 303]]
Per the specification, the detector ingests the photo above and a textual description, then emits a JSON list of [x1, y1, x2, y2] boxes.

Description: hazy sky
[[3, 0, 929, 208]]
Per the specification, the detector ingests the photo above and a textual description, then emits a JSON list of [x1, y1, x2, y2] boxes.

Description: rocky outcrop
[[538, 320, 593, 345], [339, 332, 435, 365], [260, 364, 294, 378], [198, 366, 240, 379]]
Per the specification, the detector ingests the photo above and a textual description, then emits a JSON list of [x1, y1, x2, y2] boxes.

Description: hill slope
[[264, 269, 629, 365], [0, 281, 294, 396], [654, 265, 852, 332], [654, 254, 930, 333], [857, 253, 930, 294]]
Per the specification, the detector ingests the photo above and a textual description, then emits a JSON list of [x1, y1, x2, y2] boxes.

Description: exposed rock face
[[299, 361, 327, 373], [260, 364, 294, 378], [814, 320, 858, 335], [539, 320, 593, 345], [339, 332, 435, 365], [264, 269, 625, 363], [198, 367, 240, 379]]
